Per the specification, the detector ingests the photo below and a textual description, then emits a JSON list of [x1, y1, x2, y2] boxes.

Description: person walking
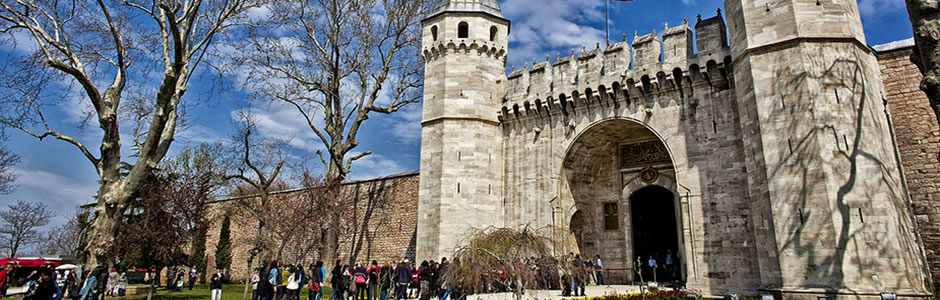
[[664, 249, 676, 282], [286, 266, 301, 300], [251, 267, 261, 300], [258, 268, 275, 300], [308, 261, 324, 300], [594, 255, 604, 285], [24, 268, 57, 300], [351, 264, 367, 300], [330, 260, 345, 300], [106, 268, 118, 297], [62, 269, 78, 300], [379, 263, 392, 300], [395, 260, 412, 300], [417, 261, 431, 300], [279, 265, 290, 300], [188, 267, 197, 291], [0, 262, 12, 300], [367, 261, 380, 300], [647, 255, 658, 283], [78, 270, 96, 300], [210, 271, 224, 300], [268, 262, 280, 299], [117, 272, 127, 296], [175, 270, 185, 292], [437, 258, 450, 300]]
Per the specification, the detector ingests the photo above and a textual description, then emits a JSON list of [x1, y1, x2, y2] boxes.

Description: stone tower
[[416, 0, 509, 262], [725, 0, 930, 295]]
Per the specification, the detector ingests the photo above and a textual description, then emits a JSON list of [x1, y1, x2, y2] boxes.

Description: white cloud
[[247, 5, 273, 22], [385, 104, 422, 143], [232, 102, 326, 152], [857, 0, 905, 19], [501, 0, 606, 69], [177, 123, 224, 144], [7, 167, 98, 226], [346, 152, 408, 180], [1, 29, 40, 54]]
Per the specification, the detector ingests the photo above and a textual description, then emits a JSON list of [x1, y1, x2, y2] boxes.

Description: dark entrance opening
[[630, 185, 680, 282]]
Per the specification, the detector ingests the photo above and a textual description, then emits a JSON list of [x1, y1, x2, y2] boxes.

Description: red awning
[[0, 258, 62, 268]]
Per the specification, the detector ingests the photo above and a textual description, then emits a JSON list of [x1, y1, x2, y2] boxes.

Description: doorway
[[630, 185, 680, 282]]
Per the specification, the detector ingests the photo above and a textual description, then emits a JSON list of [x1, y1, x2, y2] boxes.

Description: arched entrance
[[630, 185, 680, 282], [561, 118, 686, 284]]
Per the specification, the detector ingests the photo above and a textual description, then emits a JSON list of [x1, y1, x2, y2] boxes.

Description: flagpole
[[605, 0, 609, 45]]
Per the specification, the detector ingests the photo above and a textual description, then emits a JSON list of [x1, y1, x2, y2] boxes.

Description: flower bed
[[574, 289, 697, 300]]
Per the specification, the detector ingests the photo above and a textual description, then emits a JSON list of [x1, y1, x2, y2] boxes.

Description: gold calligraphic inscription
[[620, 141, 670, 168], [639, 166, 659, 183]]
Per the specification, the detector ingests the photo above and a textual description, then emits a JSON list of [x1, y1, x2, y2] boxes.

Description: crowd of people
[[0, 251, 681, 300], [249, 258, 458, 300], [248, 254, 624, 300]]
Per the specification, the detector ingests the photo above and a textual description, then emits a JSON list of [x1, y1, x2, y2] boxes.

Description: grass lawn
[[8, 284, 335, 300]]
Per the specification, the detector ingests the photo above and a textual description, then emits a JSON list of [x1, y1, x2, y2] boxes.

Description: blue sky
[[0, 0, 914, 230]]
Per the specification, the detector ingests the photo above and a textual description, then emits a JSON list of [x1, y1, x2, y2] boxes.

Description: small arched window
[[458, 22, 469, 39], [489, 26, 498, 42], [431, 25, 438, 41]]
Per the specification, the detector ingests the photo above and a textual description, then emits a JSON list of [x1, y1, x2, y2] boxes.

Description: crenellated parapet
[[422, 38, 508, 62], [499, 12, 734, 123]]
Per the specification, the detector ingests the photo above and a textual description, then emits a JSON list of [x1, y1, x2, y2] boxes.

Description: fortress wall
[[502, 14, 732, 119], [879, 47, 940, 290], [499, 30, 762, 292], [203, 173, 420, 281]]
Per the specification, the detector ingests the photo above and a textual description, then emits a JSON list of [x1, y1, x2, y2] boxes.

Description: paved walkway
[[468, 285, 645, 300]]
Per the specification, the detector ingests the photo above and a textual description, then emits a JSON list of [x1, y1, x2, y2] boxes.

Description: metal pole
[[605, 0, 609, 45]]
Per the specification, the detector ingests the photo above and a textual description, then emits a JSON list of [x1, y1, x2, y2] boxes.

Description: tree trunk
[[906, 0, 940, 129], [243, 259, 253, 300], [83, 184, 129, 267]]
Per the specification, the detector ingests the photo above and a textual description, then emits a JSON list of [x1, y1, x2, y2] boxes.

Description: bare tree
[[0, 143, 18, 194], [238, 0, 430, 265], [0, 0, 262, 266], [906, 1, 940, 135], [0, 200, 54, 258], [103, 144, 221, 299], [222, 112, 287, 300], [42, 211, 86, 256], [445, 227, 568, 300]]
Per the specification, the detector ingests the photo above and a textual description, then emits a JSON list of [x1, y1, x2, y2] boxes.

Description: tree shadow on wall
[[768, 46, 923, 290], [346, 178, 403, 265]]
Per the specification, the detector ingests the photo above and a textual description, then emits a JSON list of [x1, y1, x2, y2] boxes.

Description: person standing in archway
[[646, 256, 658, 283], [663, 250, 674, 282]]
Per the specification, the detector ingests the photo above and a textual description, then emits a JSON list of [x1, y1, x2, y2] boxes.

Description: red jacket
[[0, 269, 7, 292]]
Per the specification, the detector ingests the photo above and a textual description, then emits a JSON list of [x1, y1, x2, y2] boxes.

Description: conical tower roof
[[427, 0, 504, 20]]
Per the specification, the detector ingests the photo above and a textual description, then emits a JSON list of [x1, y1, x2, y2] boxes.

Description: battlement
[[422, 38, 508, 61], [500, 12, 733, 122]]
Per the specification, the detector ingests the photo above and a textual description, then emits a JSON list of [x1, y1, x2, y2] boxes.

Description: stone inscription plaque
[[620, 141, 670, 168]]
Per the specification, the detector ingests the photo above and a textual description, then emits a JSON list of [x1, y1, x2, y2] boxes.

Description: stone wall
[[879, 47, 940, 290], [203, 172, 420, 281]]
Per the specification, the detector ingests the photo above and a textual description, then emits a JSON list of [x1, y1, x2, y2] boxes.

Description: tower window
[[489, 26, 498, 42], [458, 22, 469, 39], [431, 25, 438, 41]]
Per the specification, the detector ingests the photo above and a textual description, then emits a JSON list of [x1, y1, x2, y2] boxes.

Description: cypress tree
[[214, 214, 232, 272]]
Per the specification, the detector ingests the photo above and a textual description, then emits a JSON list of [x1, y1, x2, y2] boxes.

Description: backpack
[[355, 274, 366, 284]]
